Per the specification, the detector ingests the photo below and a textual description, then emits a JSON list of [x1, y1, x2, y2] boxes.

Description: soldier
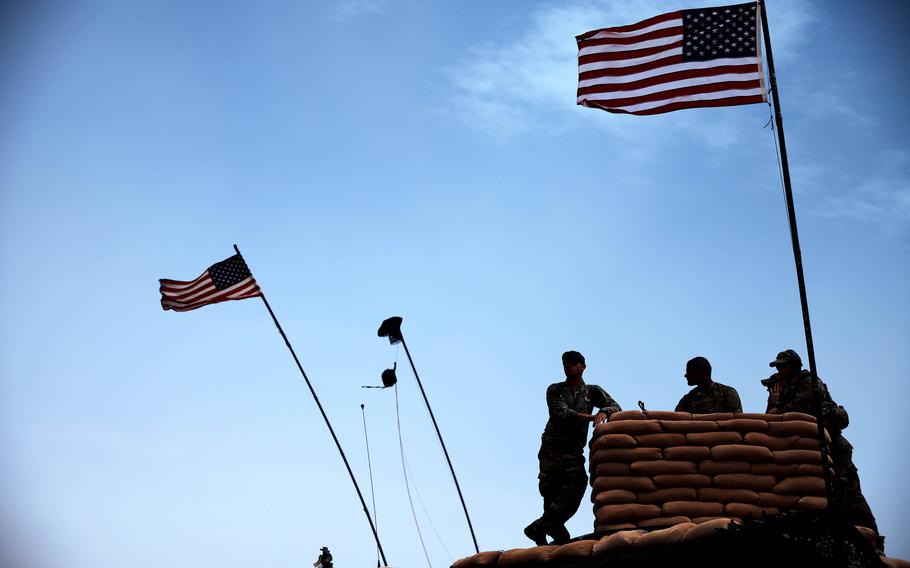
[[675, 356, 742, 414], [762, 349, 880, 539], [524, 351, 621, 546]]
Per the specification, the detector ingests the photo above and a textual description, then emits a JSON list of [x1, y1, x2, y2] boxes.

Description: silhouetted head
[[685, 356, 712, 386], [770, 349, 802, 379], [562, 350, 586, 380]]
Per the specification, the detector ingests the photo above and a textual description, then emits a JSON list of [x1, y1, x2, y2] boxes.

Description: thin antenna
[[361, 404, 381, 568]]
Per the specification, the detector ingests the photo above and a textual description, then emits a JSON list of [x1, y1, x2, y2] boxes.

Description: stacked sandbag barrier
[[589, 410, 832, 533]]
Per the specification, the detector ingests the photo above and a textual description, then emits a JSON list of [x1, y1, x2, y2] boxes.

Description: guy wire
[[395, 383, 433, 568], [361, 403, 380, 568], [767, 98, 795, 245], [403, 453, 455, 563]]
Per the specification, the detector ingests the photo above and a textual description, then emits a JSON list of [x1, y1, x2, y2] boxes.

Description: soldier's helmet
[[769, 349, 802, 368]]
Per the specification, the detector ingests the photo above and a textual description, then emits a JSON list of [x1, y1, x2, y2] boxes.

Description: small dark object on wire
[[362, 362, 398, 388], [638, 401, 647, 412]]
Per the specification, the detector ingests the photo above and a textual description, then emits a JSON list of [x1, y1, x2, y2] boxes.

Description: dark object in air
[[638, 401, 646, 412], [314, 546, 333, 568], [377, 316, 403, 345], [381, 362, 398, 387]]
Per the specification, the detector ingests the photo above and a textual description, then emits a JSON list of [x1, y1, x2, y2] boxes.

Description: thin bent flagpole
[[757, 1, 835, 509], [234, 245, 389, 566]]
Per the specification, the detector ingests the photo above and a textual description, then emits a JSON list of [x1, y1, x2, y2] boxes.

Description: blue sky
[[1, 1, 908, 566]]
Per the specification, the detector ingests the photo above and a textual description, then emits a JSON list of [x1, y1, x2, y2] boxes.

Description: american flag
[[160, 254, 262, 312], [577, 2, 766, 116]]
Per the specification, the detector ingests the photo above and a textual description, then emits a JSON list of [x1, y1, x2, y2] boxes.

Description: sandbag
[[691, 413, 736, 421], [593, 462, 631, 476], [795, 463, 825, 477], [686, 431, 743, 446], [725, 503, 778, 519], [793, 437, 821, 451], [743, 432, 800, 451], [796, 496, 827, 510], [592, 530, 646, 555], [653, 474, 713, 488], [630, 460, 696, 476], [660, 420, 719, 433], [590, 433, 638, 451], [598, 419, 663, 436], [661, 500, 724, 518], [664, 446, 711, 461], [592, 475, 657, 493], [452, 551, 501, 567], [549, 539, 596, 561], [638, 515, 692, 528], [699, 460, 751, 475], [768, 420, 821, 438], [595, 503, 662, 524], [633, 523, 696, 547], [771, 449, 822, 465], [681, 518, 735, 541], [609, 410, 648, 421], [697, 487, 760, 504], [713, 473, 777, 491], [635, 433, 686, 448], [593, 489, 637, 507], [772, 476, 826, 496], [692, 516, 740, 524], [738, 413, 782, 421], [637, 487, 698, 504], [756, 492, 800, 509], [592, 447, 662, 464], [750, 463, 797, 477], [645, 410, 692, 420], [717, 419, 770, 432], [711, 444, 773, 463], [594, 522, 638, 533], [498, 546, 557, 566], [780, 412, 816, 423]]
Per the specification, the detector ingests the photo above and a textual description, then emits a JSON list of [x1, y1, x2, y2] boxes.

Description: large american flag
[[577, 2, 766, 116], [160, 254, 262, 312]]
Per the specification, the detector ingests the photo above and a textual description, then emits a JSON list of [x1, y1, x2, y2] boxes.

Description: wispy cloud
[[797, 149, 910, 235], [445, 0, 815, 142], [331, 0, 391, 22]]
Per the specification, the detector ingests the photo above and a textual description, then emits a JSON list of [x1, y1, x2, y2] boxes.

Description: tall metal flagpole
[[378, 317, 480, 554], [234, 245, 389, 566], [757, 1, 835, 510]]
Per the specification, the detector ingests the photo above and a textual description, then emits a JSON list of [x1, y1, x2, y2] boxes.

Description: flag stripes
[[159, 253, 262, 312], [577, 2, 766, 116]]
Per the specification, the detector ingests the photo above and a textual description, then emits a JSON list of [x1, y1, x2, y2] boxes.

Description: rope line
[[396, 384, 433, 568], [361, 404, 381, 567]]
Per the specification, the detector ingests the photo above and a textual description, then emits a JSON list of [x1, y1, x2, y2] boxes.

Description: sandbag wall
[[590, 410, 832, 533]]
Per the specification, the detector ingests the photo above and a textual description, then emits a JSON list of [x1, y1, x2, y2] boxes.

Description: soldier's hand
[[593, 412, 608, 424]]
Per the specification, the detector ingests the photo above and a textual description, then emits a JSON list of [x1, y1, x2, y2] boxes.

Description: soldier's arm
[[728, 387, 743, 413], [817, 381, 849, 432], [546, 384, 575, 420], [592, 386, 622, 419], [675, 394, 690, 413]]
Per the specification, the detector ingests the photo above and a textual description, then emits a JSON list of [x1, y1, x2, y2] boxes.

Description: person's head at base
[[770, 349, 802, 380], [562, 350, 586, 380], [685, 356, 712, 387]]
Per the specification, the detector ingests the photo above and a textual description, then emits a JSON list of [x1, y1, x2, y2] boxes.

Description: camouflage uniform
[[765, 369, 879, 533], [526, 381, 621, 543], [675, 381, 742, 413]]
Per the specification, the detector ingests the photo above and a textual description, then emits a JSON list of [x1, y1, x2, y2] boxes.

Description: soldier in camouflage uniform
[[675, 356, 742, 414], [762, 350, 880, 537], [524, 351, 621, 546]]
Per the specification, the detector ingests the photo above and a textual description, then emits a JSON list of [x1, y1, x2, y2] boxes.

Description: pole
[[234, 245, 389, 566], [757, 1, 835, 509], [399, 335, 480, 554]]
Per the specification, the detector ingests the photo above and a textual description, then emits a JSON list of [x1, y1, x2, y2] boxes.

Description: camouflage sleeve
[[817, 380, 849, 432], [591, 385, 622, 416], [546, 384, 577, 419], [726, 386, 743, 413], [675, 393, 691, 413]]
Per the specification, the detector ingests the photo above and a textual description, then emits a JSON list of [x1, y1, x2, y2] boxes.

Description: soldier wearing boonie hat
[[761, 348, 881, 549]]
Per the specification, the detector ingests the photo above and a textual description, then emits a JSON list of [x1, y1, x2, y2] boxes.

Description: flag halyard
[[160, 254, 262, 312], [577, 2, 766, 115]]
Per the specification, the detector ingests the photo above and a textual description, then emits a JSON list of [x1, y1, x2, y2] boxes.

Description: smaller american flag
[[160, 254, 262, 312]]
